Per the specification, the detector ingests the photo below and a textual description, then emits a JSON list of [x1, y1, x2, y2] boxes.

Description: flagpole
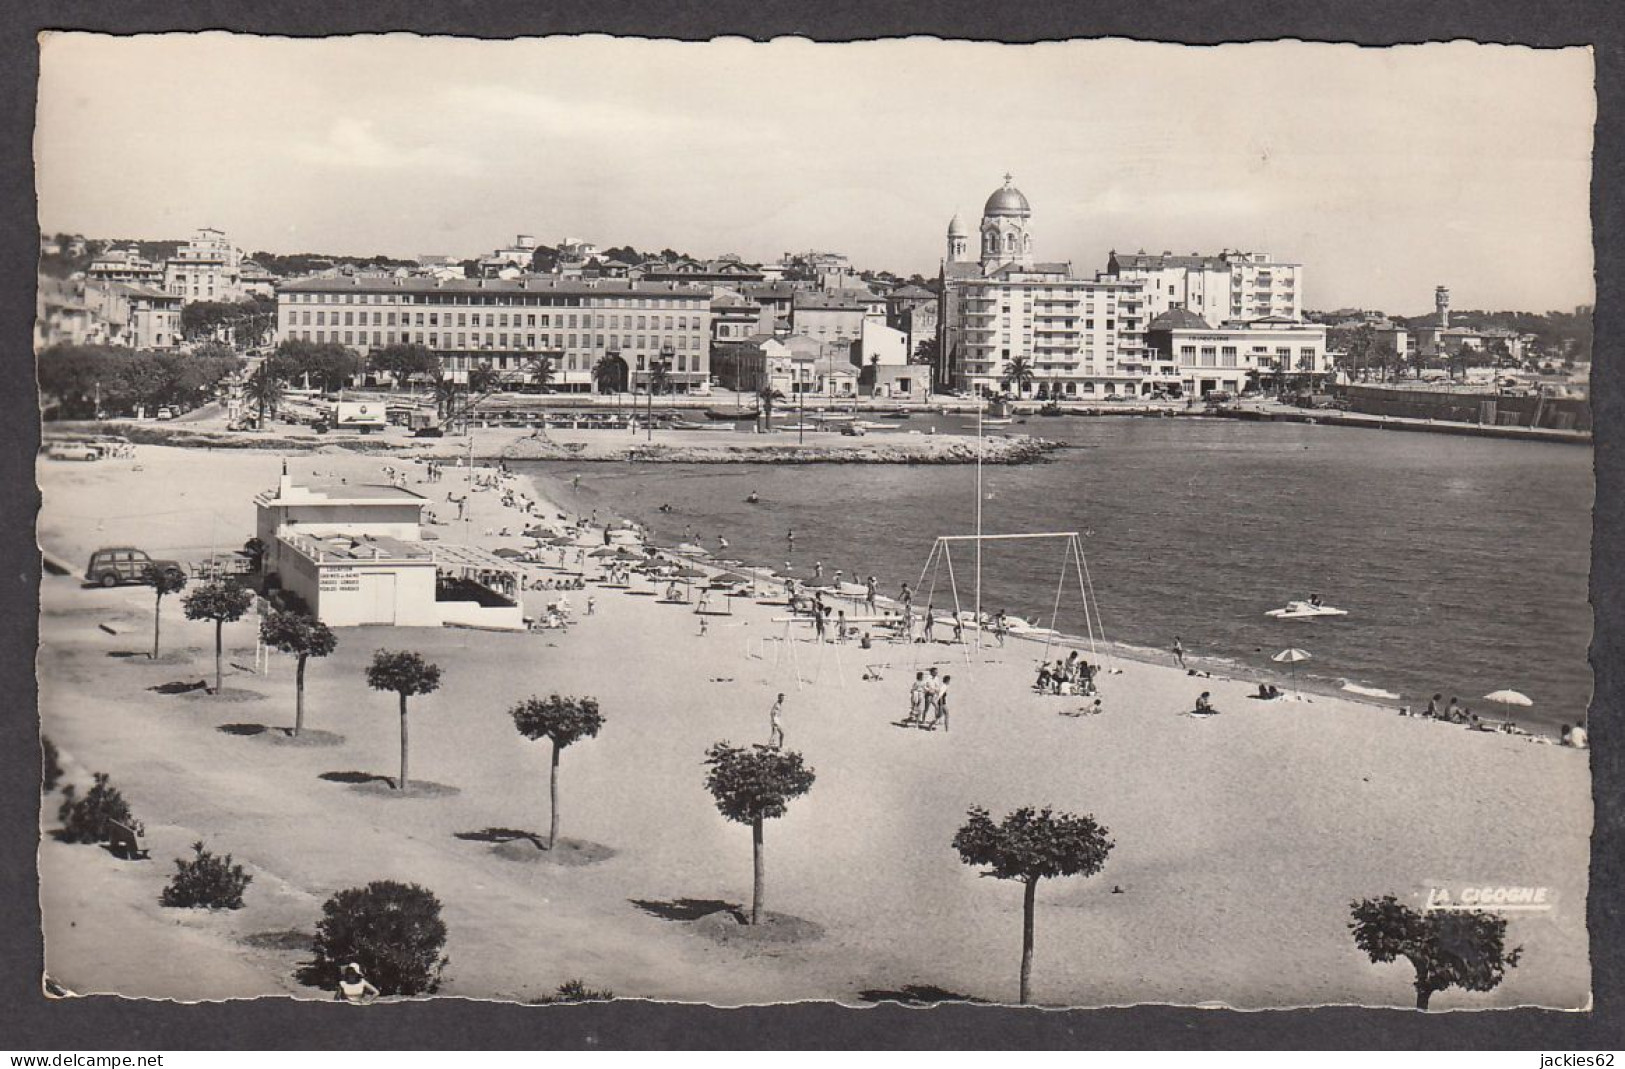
[[975, 390, 983, 652]]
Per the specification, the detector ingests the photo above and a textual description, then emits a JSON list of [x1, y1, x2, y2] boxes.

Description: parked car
[[839, 423, 867, 436], [46, 443, 101, 461], [412, 426, 446, 438], [155, 406, 175, 420], [1205, 390, 1234, 403], [84, 547, 186, 588]]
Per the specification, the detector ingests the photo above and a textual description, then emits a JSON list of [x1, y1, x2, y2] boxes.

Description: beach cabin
[[256, 471, 525, 630]]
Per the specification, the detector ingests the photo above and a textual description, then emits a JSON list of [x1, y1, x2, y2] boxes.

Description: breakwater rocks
[[492, 434, 1061, 465]]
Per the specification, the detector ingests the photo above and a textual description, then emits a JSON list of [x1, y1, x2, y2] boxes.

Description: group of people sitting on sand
[[527, 575, 585, 592], [1035, 651, 1098, 697]]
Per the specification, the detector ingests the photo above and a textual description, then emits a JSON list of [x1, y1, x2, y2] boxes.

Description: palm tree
[[591, 354, 622, 395], [432, 373, 460, 420], [243, 360, 286, 425], [1000, 354, 1035, 396], [650, 361, 670, 398], [525, 354, 556, 392], [467, 362, 501, 396], [756, 386, 783, 430]]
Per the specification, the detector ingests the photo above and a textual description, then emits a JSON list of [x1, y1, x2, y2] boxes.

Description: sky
[[35, 34, 1596, 315]]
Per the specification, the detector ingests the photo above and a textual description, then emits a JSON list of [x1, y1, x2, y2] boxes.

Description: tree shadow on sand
[[630, 897, 746, 924], [856, 984, 986, 1006], [219, 724, 345, 747], [458, 829, 616, 865], [320, 770, 459, 798]]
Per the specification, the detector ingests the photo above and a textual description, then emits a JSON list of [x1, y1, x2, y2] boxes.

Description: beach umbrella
[[491, 547, 523, 559], [1483, 689, 1533, 723], [674, 567, 709, 579], [710, 575, 746, 587], [589, 547, 621, 558], [1272, 647, 1311, 692]]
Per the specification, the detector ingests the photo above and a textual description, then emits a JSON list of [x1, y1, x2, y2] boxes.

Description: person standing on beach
[[923, 605, 936, 643], [787, 529, 795, 554], [698, 616, 709, 638], [899, 582, 914, 615], [768, 693, 785, 749], [929, 675, 952, 732], [1173, 636, 1186, 669], [813, 603, 828, 642], [908, 672, 926, 724], [813, 560, 824, 581], [865, 576, 878, 614], [922, 667, 941, 725]]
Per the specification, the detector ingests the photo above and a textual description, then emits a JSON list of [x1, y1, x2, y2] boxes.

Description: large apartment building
[[939, 177, 1179, 398], [275, 275, 713, 392], [1105, 249, 1303, 323], [939, 178, 1313, 399], [165, 227, 247, 304]]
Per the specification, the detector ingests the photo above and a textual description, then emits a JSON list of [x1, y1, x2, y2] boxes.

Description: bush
[[56, 772, 133, 843], [41, 736, 63, 794], [160, 841, 253, 910], [533, 979, 615, 1004], [312, 881, 449, 996]]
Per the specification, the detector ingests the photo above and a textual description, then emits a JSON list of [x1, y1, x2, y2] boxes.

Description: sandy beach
[[34, 445, 1592, 1009]]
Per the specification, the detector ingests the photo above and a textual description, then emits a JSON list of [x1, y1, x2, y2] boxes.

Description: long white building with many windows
[[275, 276, 712, 392]]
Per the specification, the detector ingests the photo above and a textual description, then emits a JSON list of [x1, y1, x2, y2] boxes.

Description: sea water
[[518, 417, 1594, 733]]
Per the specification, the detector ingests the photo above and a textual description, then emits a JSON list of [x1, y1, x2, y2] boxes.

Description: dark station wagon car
[[84, 547, 186, 588]]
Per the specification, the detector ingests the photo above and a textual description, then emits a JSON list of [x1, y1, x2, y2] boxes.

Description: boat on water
[[983, 417, 1015, 426], [880, 411, 912, 419], [1038, 402, 1065, 416], [705, 408, 755, 421], [1266, 600, 1349, 619]]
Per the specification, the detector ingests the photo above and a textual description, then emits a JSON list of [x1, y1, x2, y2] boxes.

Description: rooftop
[[279, 531, 434, 564], [277, 276, 712, 299], [257, 478, 428, 507]]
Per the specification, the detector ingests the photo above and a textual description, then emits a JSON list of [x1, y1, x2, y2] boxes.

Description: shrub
[[312, 880, 449, 996], [56, 772, 133, 843], [533, 979, 615, 1004], [41, 735, 63, 794], [160, 841, 253, 910]]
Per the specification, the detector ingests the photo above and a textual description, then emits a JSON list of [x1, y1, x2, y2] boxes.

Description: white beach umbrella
[[1272, 647, 1311, 691], [1483, 689, 1533, 723]]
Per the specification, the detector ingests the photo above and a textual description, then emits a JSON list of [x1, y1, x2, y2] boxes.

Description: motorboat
[[982, 417, 1015, 426], [1266, 600, 1349, 619]]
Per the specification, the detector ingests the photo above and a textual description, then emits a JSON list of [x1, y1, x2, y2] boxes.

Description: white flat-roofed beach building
[[255, 471, 524, 629], [275, 275, 713, 392]]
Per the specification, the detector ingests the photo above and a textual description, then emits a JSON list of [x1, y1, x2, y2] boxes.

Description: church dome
[[947, 212, 968, 237], [983, 176, 1031, 218]]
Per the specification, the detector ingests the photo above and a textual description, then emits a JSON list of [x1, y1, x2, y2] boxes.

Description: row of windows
[[431, 352, 705, 373], [283, 291, 705, 309], [288, 329, 701, 353], [288, 308, 702, 332]]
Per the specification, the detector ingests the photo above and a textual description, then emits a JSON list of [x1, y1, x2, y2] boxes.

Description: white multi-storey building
[[1106, 249, 1304, 323], [939, 177, 1180, 398], [275, 275, 713, 393], [165, 227, 246, 304]]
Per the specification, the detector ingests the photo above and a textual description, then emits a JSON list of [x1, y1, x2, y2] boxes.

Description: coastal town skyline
[[37, 34, 1596, 315]]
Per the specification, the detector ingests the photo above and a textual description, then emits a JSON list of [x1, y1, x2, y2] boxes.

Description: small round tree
[[142, 563, 188, 660], [952, 805, 1114, 1005], [259, 610, 337, 736], [312, 880, 449, 996], [1349, 894, 1523, 1010], [702, 742, 816, 925], [182, 580, 255, 693], [510, 694, 604, 849], [365, 650, 442, 791], [57, 772, 134, 844]]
